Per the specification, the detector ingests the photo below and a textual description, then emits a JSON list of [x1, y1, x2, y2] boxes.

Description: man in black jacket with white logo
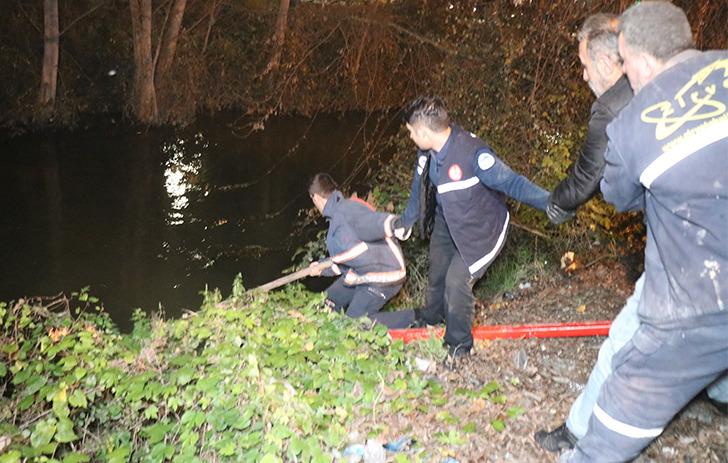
[[398, 96, 549, 358]]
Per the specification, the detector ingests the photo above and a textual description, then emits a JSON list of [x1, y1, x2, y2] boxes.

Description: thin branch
[[510, 220, 550, 240], [16, 1, 42, 34], [153, 0, 174, 70], [347, 15, 492, 64], [60, 0, 109, 36], [585, 253, 618, 269], [202, 0, 221, 53]]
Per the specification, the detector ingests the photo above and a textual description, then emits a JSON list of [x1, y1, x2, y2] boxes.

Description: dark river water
[[0, 112, 398, 330]]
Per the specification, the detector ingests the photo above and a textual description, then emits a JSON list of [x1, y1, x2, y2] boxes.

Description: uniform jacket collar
[[322, 190, 344, 219]]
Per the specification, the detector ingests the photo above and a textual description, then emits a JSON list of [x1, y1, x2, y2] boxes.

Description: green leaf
[[143, 422, 171, 444], [507, 406, 525, 419], [2, 343, 18, 354], [106, 445, 131, 463], [479, 380, 500, 396], [462, 421, 477, 433], [259, 454, 278, 463], [62, 452, 91, 463], [18, 394, 35, 411], [176, 367, 195, 386], [0, 450, 21, 463], [144, 404, 159, 420], [216, 437, 236, 457], [55, 417, 78, 443], [52, 389, 71, 419], [394, 455, 411, 463], [73, 367, 87, 381], [491, 419, 506, 432], [0, 361, 6, 377], [31, 418, 57, 448], [68, 389, 87, 408], [436, 429, 465, 446], [25, 375, 47, 396]]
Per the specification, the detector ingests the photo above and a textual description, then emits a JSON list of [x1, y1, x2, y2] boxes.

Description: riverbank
[[2, 260, 726, 462]]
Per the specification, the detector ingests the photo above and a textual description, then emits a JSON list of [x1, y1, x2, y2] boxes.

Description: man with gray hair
[[562, 2, 728, 461], [546, 13, 632, 225], [535, 12, 636, 452]]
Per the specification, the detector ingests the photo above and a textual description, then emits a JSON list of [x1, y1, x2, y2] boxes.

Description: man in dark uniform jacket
[[308, 173, 414, 329], [562, 2, 728, 461], [397, 96, 549, 357]]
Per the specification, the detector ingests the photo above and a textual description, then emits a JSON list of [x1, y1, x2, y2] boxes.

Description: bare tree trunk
[[266, 0, 290, 73], [39, 0, 60, 109], [129, 0, 158, 123], [154, 0, 187, 87]]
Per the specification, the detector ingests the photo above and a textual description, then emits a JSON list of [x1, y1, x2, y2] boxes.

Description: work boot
[[534, 423, 577, 453], [442, 343, 472, 370], [446, 343, 471, 359]]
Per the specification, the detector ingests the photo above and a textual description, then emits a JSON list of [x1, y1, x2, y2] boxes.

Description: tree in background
[[128, 0, 187, 124], [39, 0, 59, 113], [265, 0, 290, 74]]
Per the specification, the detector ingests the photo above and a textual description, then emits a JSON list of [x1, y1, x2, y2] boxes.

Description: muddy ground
[[374, 260, 728, 462]]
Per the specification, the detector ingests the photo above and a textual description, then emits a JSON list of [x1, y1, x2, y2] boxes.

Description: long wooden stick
[[254, 259, 333, 292]]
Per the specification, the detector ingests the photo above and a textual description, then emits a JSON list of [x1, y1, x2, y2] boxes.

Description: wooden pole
[[254, 259, 333, 292]]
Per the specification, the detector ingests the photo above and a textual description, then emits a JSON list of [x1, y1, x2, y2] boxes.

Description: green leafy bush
[[0, 285, 430, 462]]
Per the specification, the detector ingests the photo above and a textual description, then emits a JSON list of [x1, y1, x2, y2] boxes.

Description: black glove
[[546, 200, 576, 225]]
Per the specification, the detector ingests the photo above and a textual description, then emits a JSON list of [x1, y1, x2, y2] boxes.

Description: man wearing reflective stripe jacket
[[562, 2, 728, 461], [308, 173, 415, 329], [398, 96, 549, 356]]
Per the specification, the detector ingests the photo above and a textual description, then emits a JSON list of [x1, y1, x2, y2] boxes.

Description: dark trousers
[[419, 214, 495, 351], [325, 277, 414, 329], [565, 317, 728, 462]]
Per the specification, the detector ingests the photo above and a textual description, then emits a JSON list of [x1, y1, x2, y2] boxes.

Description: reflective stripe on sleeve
[[331, 242, 369, 264], [437, 176, 479, 194], [593, 404, 664, 439], [384, 214, 396, 237]]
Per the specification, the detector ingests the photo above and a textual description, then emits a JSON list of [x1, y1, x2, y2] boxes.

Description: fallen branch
[[510, 220, 550, 240]]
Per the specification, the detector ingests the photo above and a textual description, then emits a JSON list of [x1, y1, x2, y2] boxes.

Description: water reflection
[[163, 134, 205, 225], [0, 112, 396, 330]]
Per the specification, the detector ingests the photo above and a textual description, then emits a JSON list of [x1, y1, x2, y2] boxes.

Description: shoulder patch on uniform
[[477, 151, 496, 171], [417, 155, 427, 175]]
